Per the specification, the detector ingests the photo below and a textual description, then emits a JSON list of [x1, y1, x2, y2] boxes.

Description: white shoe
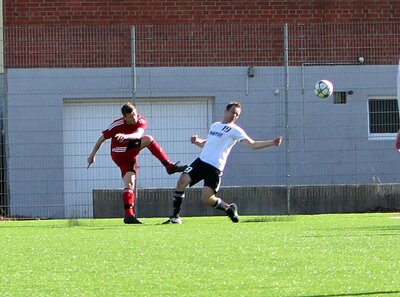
[[162, 216, 182, 224]]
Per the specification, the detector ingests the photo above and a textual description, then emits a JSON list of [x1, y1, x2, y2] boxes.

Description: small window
[[368, 98, 400, 137], [333, 91, 347, 104]]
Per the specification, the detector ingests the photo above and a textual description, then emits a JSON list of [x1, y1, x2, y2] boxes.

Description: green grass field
[[1, 213, 399, 297]]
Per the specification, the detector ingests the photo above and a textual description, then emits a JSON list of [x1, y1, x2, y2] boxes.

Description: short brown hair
[[225, 101, 241, 111], [121, 102, 136, 116]]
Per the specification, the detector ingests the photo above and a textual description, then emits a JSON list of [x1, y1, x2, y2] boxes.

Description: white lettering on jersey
[[199, 122, 250, 171]]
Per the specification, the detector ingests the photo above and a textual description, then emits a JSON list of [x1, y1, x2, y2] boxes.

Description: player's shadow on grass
[[304, 225, 400, 238], [241, 215, 295, 223], [328, 225, 400, 232], [297, 289, 400, 297]]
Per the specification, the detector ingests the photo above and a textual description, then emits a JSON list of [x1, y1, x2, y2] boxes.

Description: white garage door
[[63, 98, 212, 218]]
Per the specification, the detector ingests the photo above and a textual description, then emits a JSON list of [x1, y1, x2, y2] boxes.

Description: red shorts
[[111, 148, 140, 177]]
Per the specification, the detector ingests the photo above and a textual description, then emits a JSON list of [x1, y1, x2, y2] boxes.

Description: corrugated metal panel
[[93, 184, 400, 218]]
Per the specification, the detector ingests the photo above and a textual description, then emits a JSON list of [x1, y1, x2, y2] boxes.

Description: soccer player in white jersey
[[163, 101, 282, 224]]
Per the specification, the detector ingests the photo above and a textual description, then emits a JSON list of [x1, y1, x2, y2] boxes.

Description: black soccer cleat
[[226, 203, 239, 223], [162, 216, 182, 224], [123, 216, 143, 224], [166, 161, 188, 175]]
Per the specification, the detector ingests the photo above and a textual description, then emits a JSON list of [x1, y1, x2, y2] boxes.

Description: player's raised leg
[[140, 135, 188, 174]]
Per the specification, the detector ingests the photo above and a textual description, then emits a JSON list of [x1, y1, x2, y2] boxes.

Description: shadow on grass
[[0, 219, 122, 229], [241, 215, 296, 223], [296, 290, 400, 297], [304, 225, 400, 238], [327, 225, 400, 232]]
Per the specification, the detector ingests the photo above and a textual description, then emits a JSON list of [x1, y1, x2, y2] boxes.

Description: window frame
[[367, 95, 399, 140]]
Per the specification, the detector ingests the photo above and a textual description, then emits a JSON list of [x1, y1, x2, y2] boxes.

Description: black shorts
[[185, 158, 222, 193]]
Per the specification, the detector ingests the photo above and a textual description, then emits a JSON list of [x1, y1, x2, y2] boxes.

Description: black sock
[[172, 191, 185, 217], [213, 198, 228, 212]]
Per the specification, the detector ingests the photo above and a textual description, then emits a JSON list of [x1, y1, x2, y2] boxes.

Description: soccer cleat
[[123, 216, 143, 224], [226, 203, 239, 223], [162, 216, 182, 224], [166, 161, 188, 175]]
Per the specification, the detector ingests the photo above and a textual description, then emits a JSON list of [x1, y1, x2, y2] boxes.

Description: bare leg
[[201, 186, 239, 223], [162, 173, 191, 224], [171, 173, 191, 218]]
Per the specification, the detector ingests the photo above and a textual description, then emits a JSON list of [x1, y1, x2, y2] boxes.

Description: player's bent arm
[[191, 135, 206, 148], [116, 128, 145, 142], [241, 136, 282, 150]]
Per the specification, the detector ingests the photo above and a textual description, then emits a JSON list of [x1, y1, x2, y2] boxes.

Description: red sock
[[147, 140, 171, 167], [123, 188, 135, 217]]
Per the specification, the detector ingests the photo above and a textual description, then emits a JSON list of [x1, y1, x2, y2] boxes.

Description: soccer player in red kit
[[87, 102, 187, 224]]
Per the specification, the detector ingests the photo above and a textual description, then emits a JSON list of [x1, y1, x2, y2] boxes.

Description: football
[[314, 79, 334, 98]]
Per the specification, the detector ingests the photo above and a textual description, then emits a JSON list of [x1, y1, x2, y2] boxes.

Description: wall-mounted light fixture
[[247, 66, 255, 78]]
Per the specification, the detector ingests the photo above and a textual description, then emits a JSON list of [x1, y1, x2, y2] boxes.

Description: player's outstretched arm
[[241, 136, 282, 150], [87, 135, 106, 169], [191, 135, 206, 148]]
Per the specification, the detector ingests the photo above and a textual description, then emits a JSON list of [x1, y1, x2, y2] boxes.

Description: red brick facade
[[4, 0, 400, 25], [3, 1, 400, 68]]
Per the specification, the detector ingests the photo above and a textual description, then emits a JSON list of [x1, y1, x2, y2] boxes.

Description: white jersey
[[199, 121, 251, 171]]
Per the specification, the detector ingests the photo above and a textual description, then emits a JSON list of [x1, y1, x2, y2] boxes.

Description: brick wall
[[4, 0, 400, 26], [3, 1, 400, 68]]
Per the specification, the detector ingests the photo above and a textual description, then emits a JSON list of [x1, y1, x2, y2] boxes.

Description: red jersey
[[102, 115, 147, 154]]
